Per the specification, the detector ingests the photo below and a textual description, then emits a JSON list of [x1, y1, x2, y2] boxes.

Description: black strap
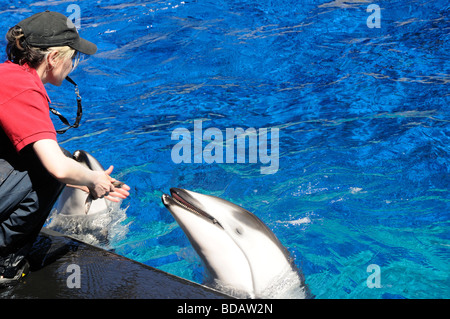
[[49, 76, 83, 134]]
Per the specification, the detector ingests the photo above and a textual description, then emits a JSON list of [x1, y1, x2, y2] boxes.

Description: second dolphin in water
[[162, 188, 311, 299]]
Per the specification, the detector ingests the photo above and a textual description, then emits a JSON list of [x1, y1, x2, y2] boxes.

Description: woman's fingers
[[104, 182, 130, 202], [98, 165, 130, 202]]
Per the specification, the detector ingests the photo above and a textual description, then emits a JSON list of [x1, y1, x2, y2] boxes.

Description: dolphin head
[[73, 150, 105, 171], [162, 188, 310, 298]]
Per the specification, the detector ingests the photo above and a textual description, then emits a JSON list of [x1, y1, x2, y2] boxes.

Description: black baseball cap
[[17, 10, 97, 55]]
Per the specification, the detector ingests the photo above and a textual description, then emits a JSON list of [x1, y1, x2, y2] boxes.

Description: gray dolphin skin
[[56, 150, 112, 216], [162, 188, 311, 299]]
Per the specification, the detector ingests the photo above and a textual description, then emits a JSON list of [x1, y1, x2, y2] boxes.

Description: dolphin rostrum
[[162, 188, 311, 299]]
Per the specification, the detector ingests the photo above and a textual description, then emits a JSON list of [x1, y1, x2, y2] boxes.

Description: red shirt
[[0, 61, 56, 152]]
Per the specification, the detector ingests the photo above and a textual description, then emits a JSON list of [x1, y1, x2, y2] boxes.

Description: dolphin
[[49, 150, 128, 246], [161, 188, 311, 299], [56, 150, 122, 216]]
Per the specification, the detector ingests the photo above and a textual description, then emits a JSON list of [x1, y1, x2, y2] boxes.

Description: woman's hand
[[88, 165, 130, 202], [102, 166, 131, 202]]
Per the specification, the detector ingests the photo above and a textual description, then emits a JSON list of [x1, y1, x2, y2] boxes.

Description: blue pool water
[[1, 0, 448, 298]]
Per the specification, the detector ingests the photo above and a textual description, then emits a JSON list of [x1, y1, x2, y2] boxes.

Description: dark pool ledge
[[0, 228, 232, 299]]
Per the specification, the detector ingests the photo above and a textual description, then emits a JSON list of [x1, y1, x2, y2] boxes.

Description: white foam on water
[[46, 202, 130, 250]]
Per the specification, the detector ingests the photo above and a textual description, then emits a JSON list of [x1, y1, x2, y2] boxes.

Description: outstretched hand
[[72, 165, 131, 202], [103, 165, 131, 203]]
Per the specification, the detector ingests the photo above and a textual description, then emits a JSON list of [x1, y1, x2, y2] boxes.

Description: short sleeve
[[0, 89, 57, 152]]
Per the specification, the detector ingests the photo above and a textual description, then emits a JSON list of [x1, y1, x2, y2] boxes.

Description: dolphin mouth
[[163, 188, 224, 229]]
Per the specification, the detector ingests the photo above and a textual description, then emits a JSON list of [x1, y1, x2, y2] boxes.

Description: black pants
[[0, 139, 69, 278]]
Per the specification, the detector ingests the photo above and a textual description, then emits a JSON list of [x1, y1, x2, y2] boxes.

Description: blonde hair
[[46, 46, 81, 71]]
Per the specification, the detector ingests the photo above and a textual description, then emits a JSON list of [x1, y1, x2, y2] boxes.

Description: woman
[[0, 11, 130, 286]]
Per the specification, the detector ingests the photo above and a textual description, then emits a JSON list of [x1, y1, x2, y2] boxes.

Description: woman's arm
[[32, 139, 123, 200]]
